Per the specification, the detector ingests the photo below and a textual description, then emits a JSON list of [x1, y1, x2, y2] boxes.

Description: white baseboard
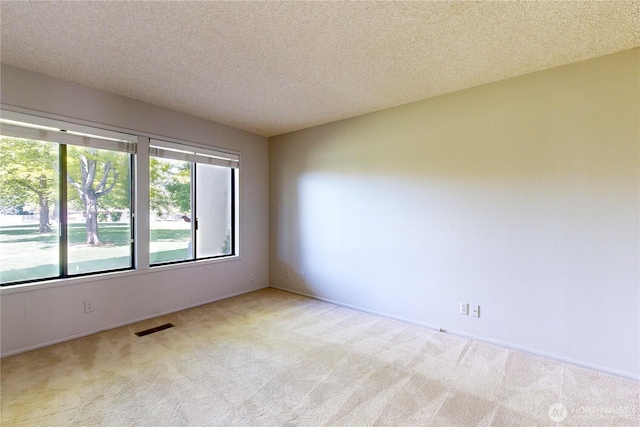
[[270, 285, 640, 382], [1, 285, 268, 358]]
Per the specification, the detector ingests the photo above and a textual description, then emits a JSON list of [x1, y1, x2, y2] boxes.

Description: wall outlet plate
[[471, 304, 480, 318], [84, 300, 95, 313], [459, 302, 469, 315]]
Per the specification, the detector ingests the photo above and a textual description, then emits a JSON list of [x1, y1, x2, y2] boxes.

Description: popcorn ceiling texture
[[1, 1, 639, 137]]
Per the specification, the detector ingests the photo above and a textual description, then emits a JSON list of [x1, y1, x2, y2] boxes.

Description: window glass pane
[[149, 157, 192, 264], [66, 146, 132, 275], [0, 136, 60, 283], [196, 164, 232, 258]]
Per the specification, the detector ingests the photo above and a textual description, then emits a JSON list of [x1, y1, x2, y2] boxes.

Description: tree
[[149, 158, 190, 216], [0, 137, 58, 233], [0, 137, 130, 243], [67, 146, 130, 245]]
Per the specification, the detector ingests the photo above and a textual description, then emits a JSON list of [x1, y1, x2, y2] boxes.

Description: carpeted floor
[[1, 288, 638, 426]]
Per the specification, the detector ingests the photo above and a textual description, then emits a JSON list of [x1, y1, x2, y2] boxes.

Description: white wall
[[269, 49, 640, 380], [1, 65, 269, 356]]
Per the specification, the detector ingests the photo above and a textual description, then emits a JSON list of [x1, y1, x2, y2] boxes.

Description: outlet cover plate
[[84, 300, 95, 313], [471, 304, 480, 318], [459, 302, 469, 315]]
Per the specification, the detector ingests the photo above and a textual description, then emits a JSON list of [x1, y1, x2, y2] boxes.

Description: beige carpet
[[1, 288, 638, 426]]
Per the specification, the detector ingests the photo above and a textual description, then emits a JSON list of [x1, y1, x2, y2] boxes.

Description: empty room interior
[[1, 2, 639, 426]]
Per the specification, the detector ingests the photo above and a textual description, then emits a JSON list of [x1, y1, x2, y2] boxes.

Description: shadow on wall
[[270, 75, 638, 313], [269, 49, 640, 379]]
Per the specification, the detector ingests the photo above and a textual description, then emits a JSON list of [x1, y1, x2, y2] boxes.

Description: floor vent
[[135, 323, 174, 337]]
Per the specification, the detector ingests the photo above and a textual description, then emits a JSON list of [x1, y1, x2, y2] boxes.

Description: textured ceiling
[[1, 1, 639, 137]]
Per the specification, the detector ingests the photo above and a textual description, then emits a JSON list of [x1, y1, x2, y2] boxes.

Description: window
[[149, 139, 237, 265], [66, 145, 133, 275], [0, 111, 239, 287], [0, 137, 60, 282], [0, 112, 136, 285]]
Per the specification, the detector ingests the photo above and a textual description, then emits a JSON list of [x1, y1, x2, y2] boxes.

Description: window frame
[[0, 108, 240, 288], [148, 139, 238, 267]]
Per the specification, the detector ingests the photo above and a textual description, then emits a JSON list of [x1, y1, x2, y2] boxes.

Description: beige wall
[[270, 48, 640, 379], [1, 65, 270, 356]]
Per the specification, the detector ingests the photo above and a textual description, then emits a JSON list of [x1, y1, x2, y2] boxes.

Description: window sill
[[0, 254, 241, 295]]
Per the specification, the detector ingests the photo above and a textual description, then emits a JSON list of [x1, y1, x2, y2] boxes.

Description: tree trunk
[[37, 175, 52, 233], [38, 192, 52, 233], [85, 193, 100, 244], [68, 155, 118, 245]]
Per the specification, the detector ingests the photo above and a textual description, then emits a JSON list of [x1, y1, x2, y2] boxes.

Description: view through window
[[149, 140, 235, 265], [149, 157, 192, 264], [0, 122, 135, 284], [0, 112, 239, 287], [0, 137, 61, 282]]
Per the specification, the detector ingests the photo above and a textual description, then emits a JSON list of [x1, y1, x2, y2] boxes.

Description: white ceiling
[[1, 1, 639, 137]]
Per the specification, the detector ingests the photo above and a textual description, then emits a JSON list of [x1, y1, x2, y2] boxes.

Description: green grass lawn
[[0, 223, 190, 284]]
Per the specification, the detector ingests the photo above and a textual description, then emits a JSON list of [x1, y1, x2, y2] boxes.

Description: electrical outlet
[[459, 302, 469, 315], [471, 304, 480, 318], [249, 272, 254, 281], [285, 270, 290, 278], [84, 300, 95, 313], [301, 272, 305, 281]]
